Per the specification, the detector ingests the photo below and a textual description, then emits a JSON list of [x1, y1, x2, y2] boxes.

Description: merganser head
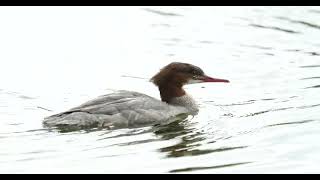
[[151, 62, 229, 103]]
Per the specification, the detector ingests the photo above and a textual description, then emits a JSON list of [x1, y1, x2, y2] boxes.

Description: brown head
[[151, 62, 229, 103]]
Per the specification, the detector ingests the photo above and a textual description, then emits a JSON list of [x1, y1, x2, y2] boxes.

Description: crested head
[[150, 62, 205, 87], [150, 62, 229, 104]]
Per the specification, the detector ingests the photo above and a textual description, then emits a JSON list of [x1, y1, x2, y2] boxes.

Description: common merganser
[[43, 62, 229, 130]]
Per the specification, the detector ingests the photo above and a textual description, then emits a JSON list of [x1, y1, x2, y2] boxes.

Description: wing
[[43, 90, 189, 129]]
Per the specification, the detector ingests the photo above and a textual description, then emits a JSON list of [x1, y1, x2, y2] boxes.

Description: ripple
[[209, 98, 275, 107], [232, 16, 251, 22], [300, 76, 320, 80], [94, 152, 137, 159], [198, 40, 215, 44], [22, 150, 58, 155], [120, 75, 148, 80], [143, 8, 182, 17], [250, 23, 300, 34], [205, 100, 255, 107], [7, 123, 23, 126], [261, 98, 276, 101], [306, 52, 320, 56], [162, 146, 248, 158], [297, 104, 320, 109], [266, 119, 316, 128], [300, 65, 320, 68], [37, 106, 53, 112], [16, 157, 37, 162], [285, 49, 320, 56], [83, 138, 160, 152], [151, 23, 171, 28], [97, 128, 152, 141], [169, 38, 182, 42], [6, 91, 19, 95], [45, 126, 104, 134], [276, 16, 320, 30], [170, 162, 252, 173], [309, 9, 320, 14], [286, 49, 302, 52], [241, 107, 294, 118], [163, 43, 175, 47], [305, 85, 320, 89], [19, 95, 35, 100], [240, 44, 273, 50], [117, 138, 160, 146], [0, 128, 49, 136], [264, 53, 275, 56]]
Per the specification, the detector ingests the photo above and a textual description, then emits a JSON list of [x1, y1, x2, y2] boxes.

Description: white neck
[[169, 94, 199, 114]]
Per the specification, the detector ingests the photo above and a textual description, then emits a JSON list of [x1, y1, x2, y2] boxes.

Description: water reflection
[[153, 119, 194, 141], [154, 119, 247, 158], [155, 119, 203, 158]]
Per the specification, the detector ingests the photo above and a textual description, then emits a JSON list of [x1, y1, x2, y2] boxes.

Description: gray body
[[43, 90, 199, 130]]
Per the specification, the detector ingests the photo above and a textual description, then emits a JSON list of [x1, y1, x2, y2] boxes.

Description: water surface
[[0, 6, 320, 173]]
